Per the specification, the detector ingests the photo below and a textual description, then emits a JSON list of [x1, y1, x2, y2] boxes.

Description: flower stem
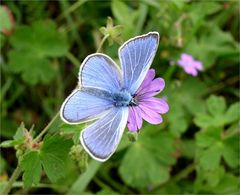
[[96, 34, 109, 53], [171, 163, 196, 182], [33, 112, 60, 142], [164, 65, 176, 84], [66, 52, 81, 68], [2, 166, 22, 195], [57, 0, 88, 21], [153, 163, 195, 192]]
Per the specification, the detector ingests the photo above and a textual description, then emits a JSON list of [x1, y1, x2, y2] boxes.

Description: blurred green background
[[0, 0, 239, 194]]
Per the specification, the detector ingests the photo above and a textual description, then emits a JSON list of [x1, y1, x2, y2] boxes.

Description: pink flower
[[127, 69, 169, 131], [177, 53, 203, 76]]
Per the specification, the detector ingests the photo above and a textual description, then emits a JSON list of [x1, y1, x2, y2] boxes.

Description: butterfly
[[60, 32, 160, 162]]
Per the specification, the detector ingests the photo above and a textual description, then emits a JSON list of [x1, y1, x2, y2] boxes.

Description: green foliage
[[194, 95, 239, 128], [185, 25, 238, 69], [1, 1, 239, 194], [119, 131, 175, 188], [8, 20, 69, 85], [167, 78, 207, 137], [196, 124, 239, 171], [19, 135, 72, 187], [40, 135, 72, 182], [0, 122, 25, 148], [21, 151, 42, 187]]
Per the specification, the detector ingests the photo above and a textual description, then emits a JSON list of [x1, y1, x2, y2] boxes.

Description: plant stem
[[12, 181, 67, 191], [66, 52, 81, 68], [33, 112, 60, 142], [153, 163, 196, 192], [93, 177, 113, 191], [164, 65, 176, 84], [57, 0, 88, 21], [172, 163, 196, 182], [2, 166, 22, 195], [96, 34, 109, 53]]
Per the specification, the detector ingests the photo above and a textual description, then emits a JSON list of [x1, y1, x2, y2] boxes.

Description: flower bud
[[127, 131, 139, 142]]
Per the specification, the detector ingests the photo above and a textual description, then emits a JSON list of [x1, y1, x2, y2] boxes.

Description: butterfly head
[[129, 95, 139, 106]]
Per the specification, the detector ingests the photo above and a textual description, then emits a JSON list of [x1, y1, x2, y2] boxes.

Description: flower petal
[[138, 104, 163, 124], [136, 69, 155, 94], [184, 66, 198, 76], [139, 97, 169, 114], [194, 61, 203, 71], [138, 78, 165, 98], [181, 53, 193, 62], [127, 107, 143, 131]]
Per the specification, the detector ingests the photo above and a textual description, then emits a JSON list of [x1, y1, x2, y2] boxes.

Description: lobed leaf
[[40, 135, 72, 182], [20, 151, 42, 188]]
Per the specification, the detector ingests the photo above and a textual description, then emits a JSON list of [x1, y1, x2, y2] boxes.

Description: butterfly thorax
[[112, 90, 133, 107], [112, 90, 139, 107], [81, 87, 138, 107]]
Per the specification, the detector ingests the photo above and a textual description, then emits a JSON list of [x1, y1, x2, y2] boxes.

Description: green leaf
[[194, 114, 215, 129], [8, 50, 56, 85], [0, 122, 26, 148], [225, 102, 240, 123], [185, 26, 237, 68], [189, 2, 222, 24], [170, 0, 187, 9], [8, 20, 69, 85], [119, 142, 169, 188], [168, 103, 188, 137], [20, 151, 42, 187], [111, 0, 132, 26], [196, 127, 221, 148], [199, 143, 223, 171], [205, 166, 225, 187], [210, 173, 238, 194], [167, 78, 207, 136], [194, 96, 238, 129], [13, 122, 25, 140], [111, 0, 139, 37], [0, 139, 23, 148], [40, 135, 72, 182], [207, 95, 226, 116], [222, 136, 239, 168], [10, 20, 68, 57], [143, 132, 176, 166]]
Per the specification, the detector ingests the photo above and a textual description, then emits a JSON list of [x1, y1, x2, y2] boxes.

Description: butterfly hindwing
[[80, 107, 128, 161], [119, 32, 159, 94]]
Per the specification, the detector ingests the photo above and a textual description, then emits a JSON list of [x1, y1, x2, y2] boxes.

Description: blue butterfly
[[60, 32, 160, 161]]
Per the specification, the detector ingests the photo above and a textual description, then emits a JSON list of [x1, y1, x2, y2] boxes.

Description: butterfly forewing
[[79, 53, 122, 92], [119, 32, 159, 94]]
